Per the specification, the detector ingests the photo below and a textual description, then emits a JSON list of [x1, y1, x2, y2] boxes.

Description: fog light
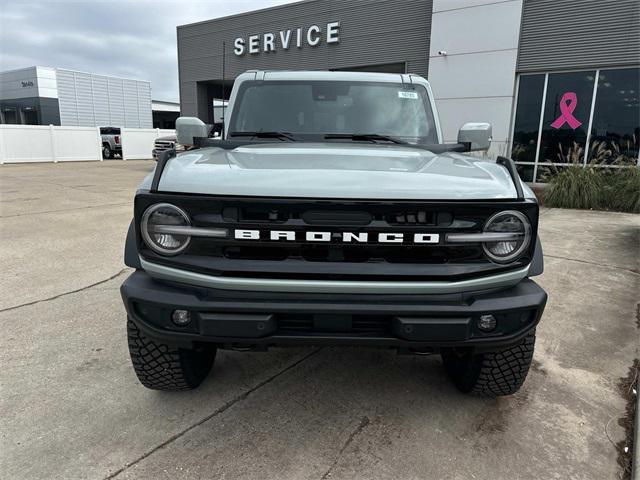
[[478, 314, 497, 332], [171, 309, 191, 326]]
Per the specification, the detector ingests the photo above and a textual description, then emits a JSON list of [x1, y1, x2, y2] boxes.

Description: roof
[[152, 100, 180, 112], [236, 70, 429, 84]]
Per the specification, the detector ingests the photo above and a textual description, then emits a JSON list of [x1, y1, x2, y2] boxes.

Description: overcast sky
[[0, 0, 296, 102]]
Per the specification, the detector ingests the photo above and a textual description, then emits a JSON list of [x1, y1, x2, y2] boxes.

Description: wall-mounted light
[[438, 50, 447, 56]]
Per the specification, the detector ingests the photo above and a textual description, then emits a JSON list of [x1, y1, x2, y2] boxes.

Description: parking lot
[[1, 160, 638, 480]]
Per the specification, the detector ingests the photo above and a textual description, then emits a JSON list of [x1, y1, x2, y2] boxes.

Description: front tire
[[441, 330, 536, 397], [127, 318, 216, 391]]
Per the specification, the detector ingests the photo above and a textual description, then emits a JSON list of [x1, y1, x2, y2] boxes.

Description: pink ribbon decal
[[550, 92, 582, 129]]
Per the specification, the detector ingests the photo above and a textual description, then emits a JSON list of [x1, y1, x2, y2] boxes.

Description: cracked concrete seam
[[320, 416, 371, 480], [544, 254, 640, 276], [0, 268, 131, 313], [104, 347, 323, 480], [0, 202, 131, 218]]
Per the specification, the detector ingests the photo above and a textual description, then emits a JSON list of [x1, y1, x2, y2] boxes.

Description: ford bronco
[[121, 71, 547, 396]]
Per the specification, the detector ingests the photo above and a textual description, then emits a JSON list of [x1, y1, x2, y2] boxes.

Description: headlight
[[482, 210, 531, 263], [141, 203, 191, 255]]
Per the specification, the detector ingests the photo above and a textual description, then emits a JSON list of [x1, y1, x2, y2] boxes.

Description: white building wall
[[428, 0, 523, 157], [56, 69, 152, 128], [0, 66, 58, 100], [34, 67, 58, 99]]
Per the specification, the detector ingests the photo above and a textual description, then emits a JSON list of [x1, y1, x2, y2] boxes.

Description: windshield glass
[[228, 80, 439, 144]]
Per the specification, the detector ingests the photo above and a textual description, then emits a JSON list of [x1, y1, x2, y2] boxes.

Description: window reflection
[[511, 75, 544, 163], [512, 68, 640, 182], [1, 107, 19, 124], [539, 71, 595, 165], [588, 68, 640, 165], [516, 163, 535, 183], [536, 164, 569, 183], [23, 107, 39, 125]]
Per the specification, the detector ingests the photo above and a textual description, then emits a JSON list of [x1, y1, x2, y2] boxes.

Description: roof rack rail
[[496, 156, 524, 200]]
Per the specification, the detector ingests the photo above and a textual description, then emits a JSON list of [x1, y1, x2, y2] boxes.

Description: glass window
[[516, 163, 535, 183], [229, 80, 439, 144], [535, 164, 570, 183], [22, 107, 39, 125], [2, 108, 19, 124], [511, 75, 545, 163], [588, 68, 640, 165], [539, 71, 595, 165]]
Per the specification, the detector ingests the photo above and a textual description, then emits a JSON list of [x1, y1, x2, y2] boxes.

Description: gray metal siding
[[123, 80, 140, 127], [178, 0, 433, 116], [74, 72, 95, 126], [56, 69, 79, 126], [518, 0, 640, 72], [91, 75, 111, 127], [136, 81, 153, 128], [108, 78, 126, 127], [56, 69, 152, 127]]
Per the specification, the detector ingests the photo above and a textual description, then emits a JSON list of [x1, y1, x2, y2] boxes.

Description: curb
[[634, 374, 640, 479], [631, 362, 640, 480]]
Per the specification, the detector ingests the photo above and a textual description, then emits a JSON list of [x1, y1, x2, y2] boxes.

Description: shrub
[[543, 165, 640, 213], [543, 165, 605, 210], [603, 167, 640, 213], [539, 139, 639, 213]]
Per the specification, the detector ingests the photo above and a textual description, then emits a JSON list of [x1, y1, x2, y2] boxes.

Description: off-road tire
[[127, 318, 216, 391], [441, 330, 536, 397]]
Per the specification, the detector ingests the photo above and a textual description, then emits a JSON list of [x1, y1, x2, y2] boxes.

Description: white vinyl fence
[[0, 124, 174, 164], [121, 128, 175, 160]]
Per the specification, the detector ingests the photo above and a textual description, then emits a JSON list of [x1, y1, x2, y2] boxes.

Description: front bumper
[[121, 271, 546, 351]]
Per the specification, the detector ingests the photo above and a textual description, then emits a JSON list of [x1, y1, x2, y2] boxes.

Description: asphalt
[[1, 160, 638, 480]]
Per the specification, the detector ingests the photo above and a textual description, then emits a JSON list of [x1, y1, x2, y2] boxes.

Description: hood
[[145, 143, 529, 200]]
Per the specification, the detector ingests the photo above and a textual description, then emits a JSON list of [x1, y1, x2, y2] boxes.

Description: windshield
[[228, 80, 439, 144]]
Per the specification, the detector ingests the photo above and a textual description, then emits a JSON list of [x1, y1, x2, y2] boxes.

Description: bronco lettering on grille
[[234, 229, 439, 244]]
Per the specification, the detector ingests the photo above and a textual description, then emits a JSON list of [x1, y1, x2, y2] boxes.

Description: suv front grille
[[135, 194, 538, 281], [214, 244, 480, 264], [387, 210, 437, 225], [154, 140, 175, 152], [277, 314, 391, 336]]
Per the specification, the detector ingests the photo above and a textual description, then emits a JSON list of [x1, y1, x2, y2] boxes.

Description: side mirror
[[457, 122, 492, 151], [176, 117, 208, 146]]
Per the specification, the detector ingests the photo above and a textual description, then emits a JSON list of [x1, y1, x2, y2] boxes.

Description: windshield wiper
[[324, 133, 407, 144], [229, 131, 296, 141]]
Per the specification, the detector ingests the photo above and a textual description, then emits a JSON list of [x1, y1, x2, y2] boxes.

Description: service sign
[[234, 21, 340, 56]]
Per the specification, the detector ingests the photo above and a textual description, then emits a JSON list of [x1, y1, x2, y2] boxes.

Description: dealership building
[[0, 66, 180, 129], [177, 0, 639, 182]]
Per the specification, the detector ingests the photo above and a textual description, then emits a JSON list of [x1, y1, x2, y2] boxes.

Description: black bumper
[[121, 271, 547, 351]]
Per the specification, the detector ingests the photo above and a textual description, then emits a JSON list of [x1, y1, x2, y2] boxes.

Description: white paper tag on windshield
[[398, 91, 418, 99]]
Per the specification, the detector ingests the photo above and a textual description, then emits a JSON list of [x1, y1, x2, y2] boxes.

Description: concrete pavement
[[1, 160, 638, 479]]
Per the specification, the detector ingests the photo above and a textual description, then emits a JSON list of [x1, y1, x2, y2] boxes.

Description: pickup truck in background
[[152, 123, 223, 160], [152, 100, 226, 160], [152, 134, 181, 160], [100, 127, 122, 159]]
